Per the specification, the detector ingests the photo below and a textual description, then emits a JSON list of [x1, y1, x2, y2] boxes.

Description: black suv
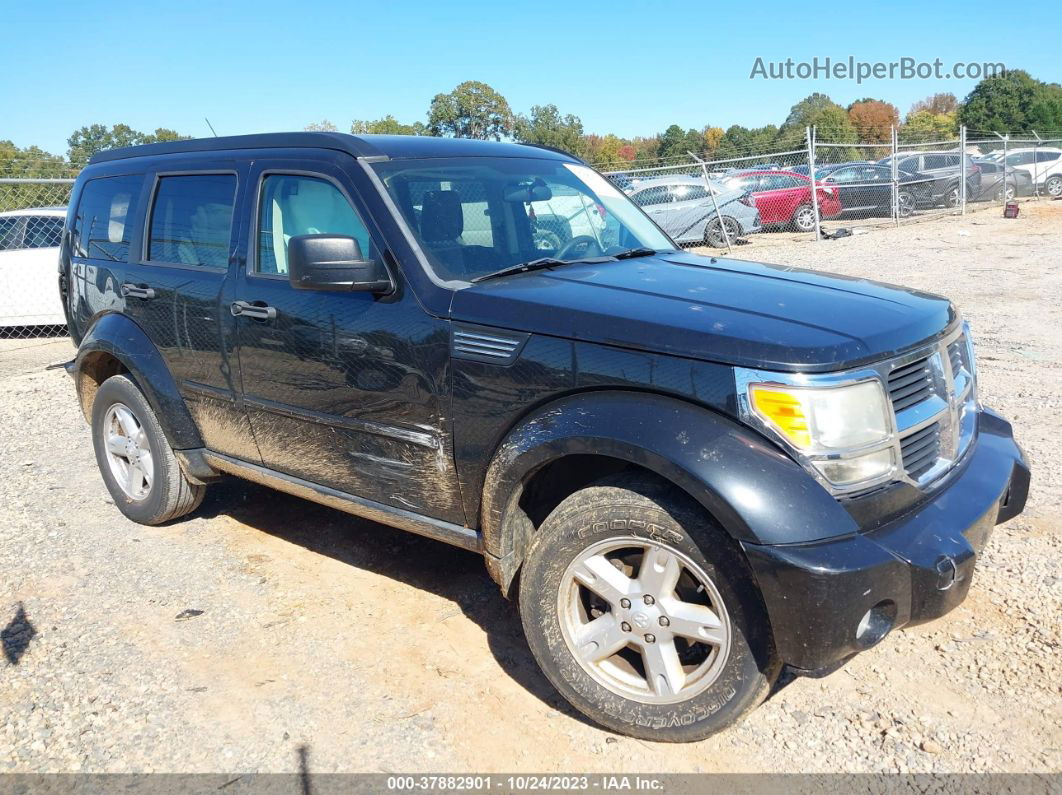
[[59, 133, 1029, 742]]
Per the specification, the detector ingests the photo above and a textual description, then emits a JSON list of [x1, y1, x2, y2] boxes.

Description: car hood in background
[[450, 251, 956, 372]]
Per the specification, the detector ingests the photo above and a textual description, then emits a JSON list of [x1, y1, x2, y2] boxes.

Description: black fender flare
[[71, 311, 204, 450], [480, 390, 857, 587]]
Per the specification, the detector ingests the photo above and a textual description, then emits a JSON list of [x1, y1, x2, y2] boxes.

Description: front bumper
[[741, 408, 1030, 672]]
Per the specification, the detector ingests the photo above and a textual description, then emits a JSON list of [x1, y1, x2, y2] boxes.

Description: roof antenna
[[204, 117, 218, 137]]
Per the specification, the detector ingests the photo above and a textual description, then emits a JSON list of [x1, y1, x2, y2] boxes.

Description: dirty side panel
[[452, 334, 737, 525]]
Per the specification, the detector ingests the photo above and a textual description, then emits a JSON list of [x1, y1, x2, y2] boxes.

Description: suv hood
[[450, 252, 956, 372]]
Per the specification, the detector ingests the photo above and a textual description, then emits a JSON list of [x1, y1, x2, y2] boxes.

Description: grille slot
[[901, 422, 941, 478], [451, 327, 527, 364], [948, 338, 967, 376], [888, 356, 932, 412]]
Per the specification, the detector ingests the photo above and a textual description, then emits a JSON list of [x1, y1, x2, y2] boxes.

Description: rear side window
[[25, 216, 65, 249], [0, 216, 23, 251], [1036, 151, 1060, 163], [922, 155, 948, 169], [631, 186, 671, 206], [74, 175, 143, 261], [256, 175, 373, 276], [148, 174, 237, 267]]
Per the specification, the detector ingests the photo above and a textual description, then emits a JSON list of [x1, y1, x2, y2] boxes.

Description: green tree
[[901, 109, 958, 141], [67, 123, 190, 164], [781, 93, 857, 145], [428, 81, 512, 140], [958, 70, 1062, 133], [304, 119, 338, 132], [513, 104, 585, 156], [351, 115, 426, 135], [0, 140, 76, 209], [655, 125, 705, 160], [716, 124, 781, 160]]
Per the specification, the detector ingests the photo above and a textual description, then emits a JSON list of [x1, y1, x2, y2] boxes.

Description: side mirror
[[287, 234, 392, 293]]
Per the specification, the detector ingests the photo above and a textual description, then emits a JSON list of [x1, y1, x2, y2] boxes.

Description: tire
[[1046, 175, 1062, 198], [791, 203, 816, 232], [996, 182, 1016, 203], [518, 473, 779, 742], [945, 184, 961, 208], [704, 216, 740, 248], [897, 191, 916, 218], [91, 374, 206, 525]]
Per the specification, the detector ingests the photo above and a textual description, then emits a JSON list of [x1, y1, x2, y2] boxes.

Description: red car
[[722, 170, 841, 231]]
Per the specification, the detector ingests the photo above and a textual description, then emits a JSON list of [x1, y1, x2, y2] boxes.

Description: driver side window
[[256, 174, 373, 275]]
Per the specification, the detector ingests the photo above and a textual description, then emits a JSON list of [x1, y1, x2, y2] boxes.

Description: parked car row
[[977, 147, 1062, 197]]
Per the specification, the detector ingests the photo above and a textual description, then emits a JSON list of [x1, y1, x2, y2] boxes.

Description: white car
[[981, 147, 1062, 197], [0, 207, 67, 327]]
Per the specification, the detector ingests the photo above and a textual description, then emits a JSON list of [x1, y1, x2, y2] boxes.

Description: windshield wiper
[[612, 247, 660, 259], [471, 256, 611, 284]]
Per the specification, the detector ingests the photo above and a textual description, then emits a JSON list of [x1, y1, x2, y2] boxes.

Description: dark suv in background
[[59, 133, 1028, 742], [878, 150, 982, 208]]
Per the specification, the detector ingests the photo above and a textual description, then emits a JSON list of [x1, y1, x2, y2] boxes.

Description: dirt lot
[[1, 202, 1060, 774]]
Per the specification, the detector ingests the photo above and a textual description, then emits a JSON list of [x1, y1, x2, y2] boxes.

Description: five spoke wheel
[[101, 403, 154, 500], [559, 537, 731, 704]]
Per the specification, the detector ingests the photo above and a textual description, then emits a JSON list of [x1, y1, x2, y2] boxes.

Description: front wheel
[[791, 203, 817, 232], [91, 374, 206, 525], [518, 474, 779, 742]]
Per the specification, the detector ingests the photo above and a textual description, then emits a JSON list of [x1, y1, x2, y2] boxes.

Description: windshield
[[372, 157, 673, 282]]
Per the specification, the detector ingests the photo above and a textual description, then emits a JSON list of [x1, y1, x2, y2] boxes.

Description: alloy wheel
[[794, 206, 816, 232], [557, 536, 732, 704], [101, 403, 154, 500]]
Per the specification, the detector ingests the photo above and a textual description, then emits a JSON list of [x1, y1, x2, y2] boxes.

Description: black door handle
[[231, 300, 277, 320], [121, 283, 156, 300]]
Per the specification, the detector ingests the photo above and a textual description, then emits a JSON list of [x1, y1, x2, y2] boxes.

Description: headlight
[[748, 380, 896, 490]]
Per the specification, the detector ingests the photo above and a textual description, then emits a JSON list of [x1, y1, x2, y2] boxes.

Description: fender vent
[[451, 325, 528, 365]]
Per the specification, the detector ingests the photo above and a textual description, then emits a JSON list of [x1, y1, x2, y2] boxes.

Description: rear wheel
[[91, 374, 205, 525], [1046, 175, 1062, 198], [897, 191, 916, 217], [704, 216, 740, 248], [518, 474, 779, 742]]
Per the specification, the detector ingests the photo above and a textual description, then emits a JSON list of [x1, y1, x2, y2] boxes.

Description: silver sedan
[[628, 176, 761, 248]]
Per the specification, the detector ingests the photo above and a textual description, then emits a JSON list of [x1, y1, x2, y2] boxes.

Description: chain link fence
[[598, 126, 1062, 249], [1, 178, 74, 339], [2, 129, 1060, 338]]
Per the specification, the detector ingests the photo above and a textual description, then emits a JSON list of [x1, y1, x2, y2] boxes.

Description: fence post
[[1000, 134, 1009, 204], [891, 125, 899, 226], [960, 125, 967, 215], [688, 151, 732, 254], [1032, 130, 1043, 198], [806, 125, 821, 242]]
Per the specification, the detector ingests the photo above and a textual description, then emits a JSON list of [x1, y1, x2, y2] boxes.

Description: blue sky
[[4, 0, 1055, 156]]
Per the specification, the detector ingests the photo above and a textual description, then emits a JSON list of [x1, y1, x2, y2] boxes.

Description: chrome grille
[[948, 339, 967, 376], [887, 327, 976, 488], [900, 421, 942, 478], [887, 356, 933, 412], [451, 325, 528, 364]]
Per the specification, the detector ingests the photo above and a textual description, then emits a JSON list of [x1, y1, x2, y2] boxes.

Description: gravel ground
[[1, 201, 1060, 775]]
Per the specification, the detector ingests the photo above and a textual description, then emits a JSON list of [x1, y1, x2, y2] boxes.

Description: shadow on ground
[[2, 602, 37, 664], [194, 478, 598, 729]]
